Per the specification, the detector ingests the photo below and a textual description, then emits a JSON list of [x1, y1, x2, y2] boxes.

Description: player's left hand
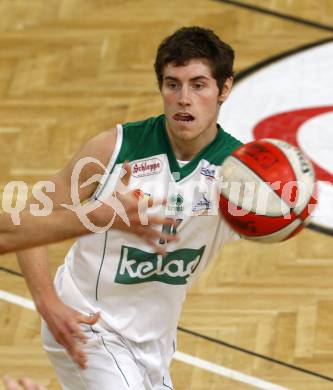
[[91, 161, 179, 255], [3, 376, 46, 390]]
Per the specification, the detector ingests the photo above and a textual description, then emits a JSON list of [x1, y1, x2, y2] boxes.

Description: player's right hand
[[38, 295, 99, 369]]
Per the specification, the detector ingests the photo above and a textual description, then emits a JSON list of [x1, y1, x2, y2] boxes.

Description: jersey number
[[159, 218, 182, 245]]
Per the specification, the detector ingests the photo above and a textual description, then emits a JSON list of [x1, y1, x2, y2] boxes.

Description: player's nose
[[178, 86, 191, 106]]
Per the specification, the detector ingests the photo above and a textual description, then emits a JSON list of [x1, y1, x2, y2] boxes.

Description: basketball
[[219, 139, 317, 242]]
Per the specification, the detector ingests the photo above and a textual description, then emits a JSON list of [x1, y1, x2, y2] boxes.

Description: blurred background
[[0, 1, 332, 389]]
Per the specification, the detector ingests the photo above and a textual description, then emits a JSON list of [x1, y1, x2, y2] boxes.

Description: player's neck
[[166, 125, 218, 161], [170, 140, 202, 161]]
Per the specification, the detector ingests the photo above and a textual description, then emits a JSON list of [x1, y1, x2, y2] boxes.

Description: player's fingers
[[66, 343, 87, 370], [120, 161, 131, 187], [19, 377, 41, 390], [66, 321, 87, 344], [133, 189, 143, 199], [144, 238, 166, 256], [58, 328, 87, 369], [125, 194, 167, 215], [147, 215, 174, 226], [139, 225, 179, 243], [148, 196, 168, 207], [74, 349, 87, 369], [132, 195, 166, 210], [158, 231, 179, 243], [57, 328, 76, 354], [78, 312, 100, 325], [3, 376, 19, 390], [137, 229, 177, 253]]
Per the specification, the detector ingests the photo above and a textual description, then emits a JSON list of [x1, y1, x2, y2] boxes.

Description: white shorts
[[41, 321, 174, 390]]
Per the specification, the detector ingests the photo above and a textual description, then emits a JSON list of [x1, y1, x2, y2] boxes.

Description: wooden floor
[[0, 0, 333, 389]]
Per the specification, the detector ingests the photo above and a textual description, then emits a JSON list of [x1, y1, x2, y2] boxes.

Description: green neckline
[[160, 115, 223, 181]]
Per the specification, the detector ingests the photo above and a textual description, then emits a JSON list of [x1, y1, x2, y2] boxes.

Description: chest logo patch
[[131, 158, 162, 177], [201, 166, 215, 179], [115, 245, 205, 285]]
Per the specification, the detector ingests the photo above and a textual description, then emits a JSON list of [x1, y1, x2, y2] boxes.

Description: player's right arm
[[16, 129, 116, 369], [15, 128, 176, 369]]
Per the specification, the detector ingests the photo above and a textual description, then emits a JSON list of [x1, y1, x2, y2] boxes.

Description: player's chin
[[173, 118, 197, 133], [177, 131, 199, 142]]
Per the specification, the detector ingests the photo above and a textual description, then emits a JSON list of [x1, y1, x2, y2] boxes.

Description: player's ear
[[218, 77, 233, 105]]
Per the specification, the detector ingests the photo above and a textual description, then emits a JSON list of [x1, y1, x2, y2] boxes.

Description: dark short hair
[[154, 26, 234, 93]]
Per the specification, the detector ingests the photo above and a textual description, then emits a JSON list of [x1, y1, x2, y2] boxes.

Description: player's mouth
[[173, 112, 195, 123]]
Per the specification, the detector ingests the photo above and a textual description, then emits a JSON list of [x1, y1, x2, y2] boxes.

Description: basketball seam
[[265, 139, 314, 215], [258, 139, 298, 208], [242, 218, 302, 241]]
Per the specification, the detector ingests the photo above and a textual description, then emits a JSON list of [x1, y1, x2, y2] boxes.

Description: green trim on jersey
[[117, 115, 242, 181]]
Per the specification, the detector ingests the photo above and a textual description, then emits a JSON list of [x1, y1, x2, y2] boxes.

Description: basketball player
[[14, 27, 242, 389]]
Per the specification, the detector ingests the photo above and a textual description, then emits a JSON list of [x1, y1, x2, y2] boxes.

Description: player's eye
[[193, 82, 205, 90], [166, 82, 178, 89]]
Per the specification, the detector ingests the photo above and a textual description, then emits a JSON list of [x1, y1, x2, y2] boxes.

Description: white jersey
[[57, 115, 242, 343]]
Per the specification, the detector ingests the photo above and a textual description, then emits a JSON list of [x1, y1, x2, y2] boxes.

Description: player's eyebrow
[[163, 75, 210, 82]]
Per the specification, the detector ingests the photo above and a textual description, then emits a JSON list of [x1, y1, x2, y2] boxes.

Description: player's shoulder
[[205, 125, 243, 165], [122, 115, 162, 131], [89, 128, 117, 150], [72, 128, 118, 170], [81, 115, 163, 165], [116, 115, 165, 162], [121, 115, 164, 142]]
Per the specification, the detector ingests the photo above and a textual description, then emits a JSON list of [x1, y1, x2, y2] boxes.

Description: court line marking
[[0, 290, 289, 390], [174, 351, 289, 390], [0, 289, 36, 310], [216, 0, 333, 32]]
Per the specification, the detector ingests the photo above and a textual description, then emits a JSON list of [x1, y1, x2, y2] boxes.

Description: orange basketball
[[219, 139, 317, 242]]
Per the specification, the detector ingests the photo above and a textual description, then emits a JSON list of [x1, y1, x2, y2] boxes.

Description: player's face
[[161, 59, 232, 145]]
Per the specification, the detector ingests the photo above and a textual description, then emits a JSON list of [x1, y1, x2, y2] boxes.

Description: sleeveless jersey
[[59, 114, 242, 342]]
